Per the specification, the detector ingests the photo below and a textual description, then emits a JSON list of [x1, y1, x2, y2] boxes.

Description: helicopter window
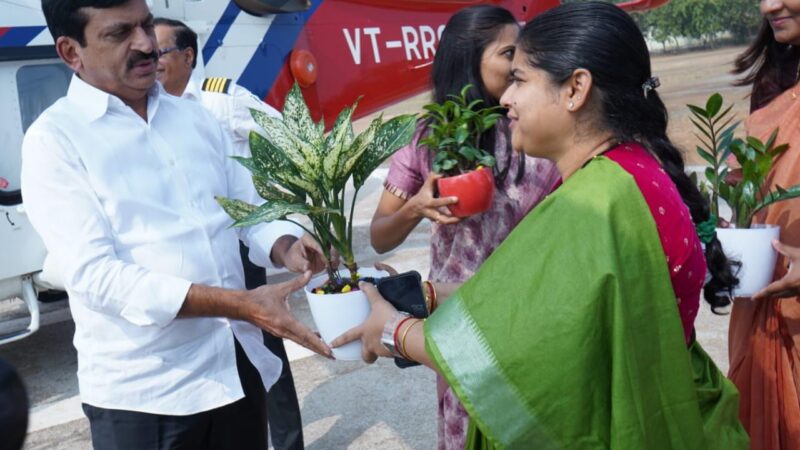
[[16, 63, 72, 133], [234, 0, 311, 16]]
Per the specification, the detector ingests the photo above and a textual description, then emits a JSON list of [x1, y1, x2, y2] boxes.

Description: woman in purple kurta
[[384, 120, 558, 283], [369, 7, 559, 449]]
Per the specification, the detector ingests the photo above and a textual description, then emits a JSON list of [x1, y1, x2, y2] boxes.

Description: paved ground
[[1, 45, 748, 449]]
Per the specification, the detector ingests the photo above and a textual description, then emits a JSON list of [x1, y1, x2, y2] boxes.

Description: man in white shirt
[[23, 0, 332, 448], [153, 18, 305, 450]]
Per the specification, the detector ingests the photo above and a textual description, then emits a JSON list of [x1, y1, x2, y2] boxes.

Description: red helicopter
[[247, 0, 671, 125]]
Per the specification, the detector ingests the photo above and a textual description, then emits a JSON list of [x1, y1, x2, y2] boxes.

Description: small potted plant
[[420, 84, 502, 217], [216, 82, 416, 359], [689, 93, 800, 296]]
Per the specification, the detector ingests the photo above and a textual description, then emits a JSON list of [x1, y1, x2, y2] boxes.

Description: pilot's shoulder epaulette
[[201, 77, 232, 94]]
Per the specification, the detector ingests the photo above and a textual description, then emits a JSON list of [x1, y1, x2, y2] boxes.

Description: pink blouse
[[605, 143, 706, 342]]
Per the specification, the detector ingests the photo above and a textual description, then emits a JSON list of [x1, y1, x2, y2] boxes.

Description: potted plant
[[420, 84, 502, 217], [216, 82, 416, 359], [689, 93, 800, 296]]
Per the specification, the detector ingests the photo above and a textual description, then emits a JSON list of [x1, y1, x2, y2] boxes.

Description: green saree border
[[425, 297, 556, 450]]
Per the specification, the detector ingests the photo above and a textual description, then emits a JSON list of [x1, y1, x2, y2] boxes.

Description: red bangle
[[393, 316, 415, 357]]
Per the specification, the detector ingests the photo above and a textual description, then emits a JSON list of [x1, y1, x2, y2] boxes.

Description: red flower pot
[[436, 167, 495, 218]]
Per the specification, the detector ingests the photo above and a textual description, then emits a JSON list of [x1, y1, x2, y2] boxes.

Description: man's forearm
[[179, 284, 251, 321], [180, 273, 331, 358]]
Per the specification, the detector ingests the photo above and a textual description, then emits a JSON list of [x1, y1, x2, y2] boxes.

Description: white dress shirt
[[21, 75, 302, 415]]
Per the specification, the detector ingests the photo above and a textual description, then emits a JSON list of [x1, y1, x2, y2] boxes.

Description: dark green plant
[[216, 82, 416, 284], [689, 93, 800, 228], [688, 93, 738, 218], [420, 84, 500, 176]]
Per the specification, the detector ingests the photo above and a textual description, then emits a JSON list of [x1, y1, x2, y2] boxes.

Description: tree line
[[562, 0, 762, 49]]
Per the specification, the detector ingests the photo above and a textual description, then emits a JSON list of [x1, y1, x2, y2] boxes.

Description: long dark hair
[[431, 5, 524, 186], [733, 19, 800, 112], [518, 1, 738, 312]]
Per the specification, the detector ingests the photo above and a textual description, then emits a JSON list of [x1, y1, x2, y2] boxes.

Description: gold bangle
[[422, 281, 432, 312], [423, 281, 438, 313], [399, 319, 423, 360]]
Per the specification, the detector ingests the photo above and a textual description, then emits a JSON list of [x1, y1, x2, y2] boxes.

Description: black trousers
[[83, 340, 268, 450], [240, 243, 304, 450]]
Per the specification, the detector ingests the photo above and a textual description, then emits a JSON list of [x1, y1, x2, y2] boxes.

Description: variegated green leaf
[[340, 115, 382, 180], [316, 119, 325, 138], [248, 131, 297, 176], [253, 176, 304, 203], [323, 102, 357, 187], [281, 83, 324, 151], [249, 132, 300, 183], [249, 132, 322, 202], [233, 201, 341, 228], [251, 110, 321, 176], [215, 196, 259, 222], [231, 155, 265, 178], [237, 155, 307, 201], [345, 120, 355, 147], [353, 114, 416, 189]]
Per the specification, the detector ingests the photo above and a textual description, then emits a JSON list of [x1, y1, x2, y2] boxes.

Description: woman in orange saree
[[730, 2, 800, 448]]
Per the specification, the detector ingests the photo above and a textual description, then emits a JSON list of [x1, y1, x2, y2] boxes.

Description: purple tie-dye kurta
[[383, 119, 560, 450]]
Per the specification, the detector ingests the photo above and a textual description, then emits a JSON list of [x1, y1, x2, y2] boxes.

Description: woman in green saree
[[333, 2, 749, 449]]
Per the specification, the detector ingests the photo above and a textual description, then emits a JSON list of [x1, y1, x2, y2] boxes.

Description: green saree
[[425, 157, 748, 449]]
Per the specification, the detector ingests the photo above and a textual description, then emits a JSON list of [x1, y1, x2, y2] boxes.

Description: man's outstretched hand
[[244, 270, 333, 358]]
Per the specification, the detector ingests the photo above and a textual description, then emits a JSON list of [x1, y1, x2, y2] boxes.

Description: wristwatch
[[381, 311, 412, 358]]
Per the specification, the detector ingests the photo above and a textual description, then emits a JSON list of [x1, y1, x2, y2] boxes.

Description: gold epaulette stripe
[[201, 77, 232, 94]]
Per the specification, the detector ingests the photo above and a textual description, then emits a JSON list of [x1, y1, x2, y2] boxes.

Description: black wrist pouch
[[376, 270, 429, 368]]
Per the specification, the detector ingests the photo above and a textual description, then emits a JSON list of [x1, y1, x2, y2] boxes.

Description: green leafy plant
[[215, 82, 416, 289], [689, 93, 800, 228], [420, 84, 501, 176]]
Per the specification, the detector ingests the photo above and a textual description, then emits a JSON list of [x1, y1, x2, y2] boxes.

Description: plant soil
[[312, 277, 380, 295]]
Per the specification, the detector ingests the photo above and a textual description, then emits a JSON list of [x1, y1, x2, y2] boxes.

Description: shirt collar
[[66, 74, 162, 122], [182, 74, 202, 102]]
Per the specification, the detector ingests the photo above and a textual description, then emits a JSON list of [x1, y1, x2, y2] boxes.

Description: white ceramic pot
[[716, 224, 780, 297], [304, 267, 388, 360]]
